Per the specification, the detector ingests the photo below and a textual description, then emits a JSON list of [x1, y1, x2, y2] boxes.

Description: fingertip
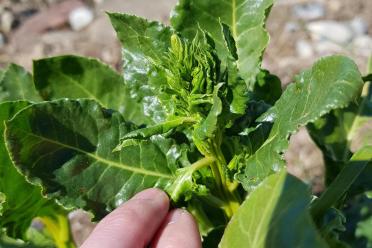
[[152, 209, 202, 248], [131, 188, 169, 207], [81, 188, 170, 248]]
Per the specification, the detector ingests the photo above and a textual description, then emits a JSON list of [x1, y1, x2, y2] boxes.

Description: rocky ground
[[1, 0, 371, 245]]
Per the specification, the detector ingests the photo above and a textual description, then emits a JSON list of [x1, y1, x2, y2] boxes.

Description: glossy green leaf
[[238, 56, 364, 189], [0, 102, 75, 248], [221, 23, 237, 60], [109, 13, 173, 124], [171, 0, 274, 86], [224, 54, 249, 115], [220, 170, 327, 248], [307, 107, 356, 183], [308, 82, 372, 185], [193, 84, 224, 142], [0, 64, 41, 102], [116, 117, 197, 150], [5, 99, 179, 218], [0, 101, 42, 238], [33, 55, 146, 126]]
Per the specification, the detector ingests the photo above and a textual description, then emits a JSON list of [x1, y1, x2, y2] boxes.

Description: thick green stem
[[311, 153, 371, 221], [185, 154, 239, 218], [190, 156, 216, 171], [209, 140, 241, 218], [192, 129, 241, 218]]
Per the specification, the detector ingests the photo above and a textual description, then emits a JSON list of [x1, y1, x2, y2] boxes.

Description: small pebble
[[296, 39, 314, 58], [1, 10, 14, 33], [293, 2, 325, 20], [284, 22, 300, 33], [307, 21, 353, 45], [349, 17, 368, 36], [68, 7, 94, 31], [0, 33, 5, 48]]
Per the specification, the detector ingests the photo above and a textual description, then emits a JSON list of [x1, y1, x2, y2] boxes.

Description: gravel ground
[[1, 0, 371, 245]]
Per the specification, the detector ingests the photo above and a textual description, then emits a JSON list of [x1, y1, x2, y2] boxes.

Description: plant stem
[[190, 156, 216, 171], [190, 156, 240, 218], [311, 159, 370, 221], [209, 140, 241, 218]]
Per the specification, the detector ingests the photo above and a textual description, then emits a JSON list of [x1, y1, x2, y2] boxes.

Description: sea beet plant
[[0, 0, 372, 247]]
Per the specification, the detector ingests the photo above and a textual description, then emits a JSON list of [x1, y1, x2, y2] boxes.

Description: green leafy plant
[[1, 0, 371, 247]]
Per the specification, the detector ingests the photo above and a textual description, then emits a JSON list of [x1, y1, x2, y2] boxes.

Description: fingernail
[[132, 188, 168, 201]]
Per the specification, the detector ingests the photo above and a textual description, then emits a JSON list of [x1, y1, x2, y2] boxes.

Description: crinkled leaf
[[224, 56, 248, 115], [120, 117, 196, 141], [220, 170, 327, 248], [238, 56, 364, 189], [0, 101, 43, 238], [221, 23, 237, 60], [5, 99, 180, 218], [108, 13, 173, 124], [194, 84, 223, 141], [0, 102, 74, 248], [116, 117, 197, 150], [0, 64, 41, 102], [33, 55, 146, 126], [171, 0, 274, 86]]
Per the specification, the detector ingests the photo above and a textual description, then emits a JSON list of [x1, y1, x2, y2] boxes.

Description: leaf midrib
[[13, 128, 174, 179], [56, 71, 106, 107], [231, 0, 237, 38]]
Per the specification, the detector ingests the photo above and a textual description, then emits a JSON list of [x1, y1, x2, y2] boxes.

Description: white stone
[[352, 35, 372, 54], [307, 21, 353, 44], [314, 40, 342, 55], [296, 39, 314, 58], [69, 7, 94, 31], [293, 2, 325, 20], [1, 11, 13, 33], [349, 17, 368, 36]]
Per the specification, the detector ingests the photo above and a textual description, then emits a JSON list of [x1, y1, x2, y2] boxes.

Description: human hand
[[81, 188, 201, 248]]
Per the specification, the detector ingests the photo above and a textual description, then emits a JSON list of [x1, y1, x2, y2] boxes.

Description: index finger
[[81, 188, 169, 248]]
